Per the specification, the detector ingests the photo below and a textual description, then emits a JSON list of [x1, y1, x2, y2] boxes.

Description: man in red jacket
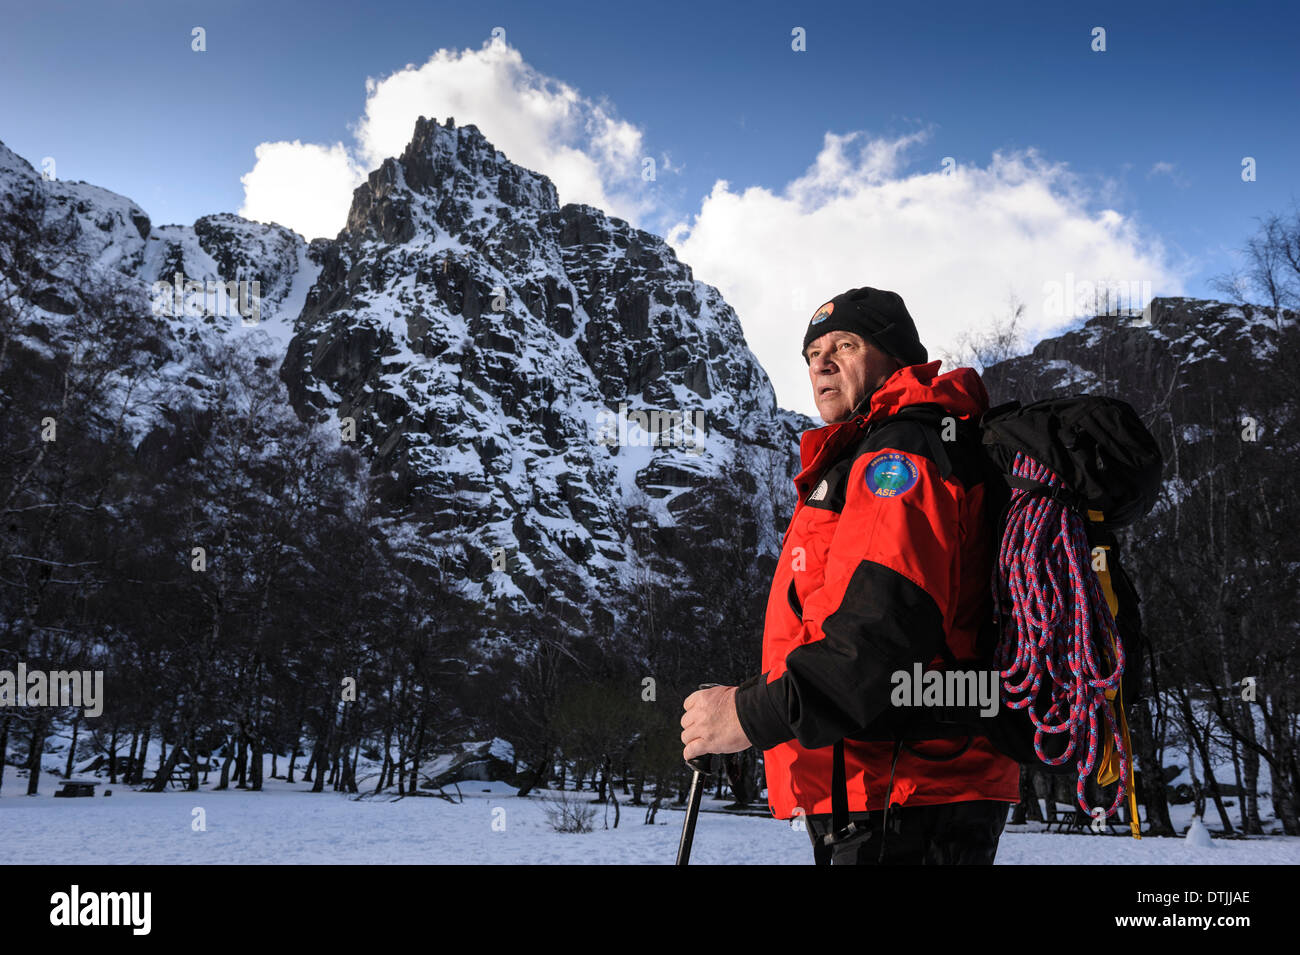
[[681, 286, 1020, 864]]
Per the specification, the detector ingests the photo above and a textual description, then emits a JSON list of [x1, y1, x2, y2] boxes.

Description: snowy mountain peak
[[345, 115, 560, 244]]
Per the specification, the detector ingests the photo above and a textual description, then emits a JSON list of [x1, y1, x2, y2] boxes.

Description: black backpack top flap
[[980, 395, 1163, 525]]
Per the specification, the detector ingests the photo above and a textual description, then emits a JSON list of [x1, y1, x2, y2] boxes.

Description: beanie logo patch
[[864, 453, 919, 498], [809, 301, 834, 325]]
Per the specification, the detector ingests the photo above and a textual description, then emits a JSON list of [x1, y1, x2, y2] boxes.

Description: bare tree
[[1210, 203, 1300, 324], [940, 289, 1027, 374]]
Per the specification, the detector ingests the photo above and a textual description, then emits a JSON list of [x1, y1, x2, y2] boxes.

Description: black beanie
[[802, 287, 928, 366]]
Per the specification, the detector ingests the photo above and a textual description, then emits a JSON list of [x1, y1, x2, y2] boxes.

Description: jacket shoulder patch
[[864, 452, 919, 498]]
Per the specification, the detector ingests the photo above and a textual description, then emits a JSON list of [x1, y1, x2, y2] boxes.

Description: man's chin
[[816, 401, 849, 424]]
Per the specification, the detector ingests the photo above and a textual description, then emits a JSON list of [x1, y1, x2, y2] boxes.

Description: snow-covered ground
[[2, 765, 1296, 865]]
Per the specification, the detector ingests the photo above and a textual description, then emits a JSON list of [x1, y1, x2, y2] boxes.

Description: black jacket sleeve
[[735, 560, 947, 751]]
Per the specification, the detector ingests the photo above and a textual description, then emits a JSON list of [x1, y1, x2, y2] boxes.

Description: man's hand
[[681, 685, 752, 761]]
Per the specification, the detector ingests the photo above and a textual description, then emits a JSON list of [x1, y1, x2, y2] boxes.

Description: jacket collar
[[794, 361, 989, 491]]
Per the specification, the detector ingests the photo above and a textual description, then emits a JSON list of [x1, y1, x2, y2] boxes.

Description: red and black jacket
[[734, 360, 1020, 819]]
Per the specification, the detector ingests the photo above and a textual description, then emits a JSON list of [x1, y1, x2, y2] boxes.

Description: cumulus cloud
[[235, 40, 1184, 421], [238, 141, 365, 241], [238, 38, 657, 241], [667, 129, 1184, 418]]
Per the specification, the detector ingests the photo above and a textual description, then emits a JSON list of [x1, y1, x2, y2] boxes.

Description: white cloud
[[238, 38, 657, 240], [238, 141, 365, 241], [235, 42, 1184, 421], [1147, 160, 1190, 187], [667, 130, 1184, 418]]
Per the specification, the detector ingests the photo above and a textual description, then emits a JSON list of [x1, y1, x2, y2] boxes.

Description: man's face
[[805, 330, 901, 423]]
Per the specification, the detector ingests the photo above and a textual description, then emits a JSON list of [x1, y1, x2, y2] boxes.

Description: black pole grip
[[686, 753, 718, 774]]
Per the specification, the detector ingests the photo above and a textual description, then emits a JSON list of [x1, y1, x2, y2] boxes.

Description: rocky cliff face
[[281, 116, 811, 632], [0, 119, 813, 640], [982, 296, 1298, 566], [0, 141, 320, 448], [982, 297, 1296, 451], [984, 298, 1293, 412]]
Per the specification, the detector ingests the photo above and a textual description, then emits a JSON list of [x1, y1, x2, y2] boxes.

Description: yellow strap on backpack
[[1088, 511, 1141, 839]]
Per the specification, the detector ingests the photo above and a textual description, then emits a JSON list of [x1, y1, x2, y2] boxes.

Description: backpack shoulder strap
[[860, 402, 971, 481]]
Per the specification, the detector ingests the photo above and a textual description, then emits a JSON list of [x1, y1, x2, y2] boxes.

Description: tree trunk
[[188, 728, 200, 791], [310, 703, 334, 796], [146, 737, 185, 793], [108, 723, 119, 785], [1131, 700, 1174, 835], [1190, 715, 1234, 834], [348, 736, 361, 794], [1266, 756, 1297, 834], [286, 715, 304, 785], [516, 745, 550, 798], [26, 717, 47, 795], [1038, 774, 1059, 822], [1263, 702, 1299, 834], [250, 740, 263, 791], [328, 702, 344, 792], [215, 736, 234, 791], [409, 709, 425, 795], [606, 779, 620, 829], [1012, 767, 1041, 824], [733, 751, 756, 807], [311, 736, 327, 794], [63, 714, 81, 779], [339, 703, 358, 793], [123, 727, 139, 786], [598, 756, 610, 802], [0, 713, 11, 795], [134, 724, 151, 785], [1240, 710, 1263, 834]]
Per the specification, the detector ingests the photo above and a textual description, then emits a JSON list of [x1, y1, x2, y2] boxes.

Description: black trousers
[[805, 799, 1009, 865]]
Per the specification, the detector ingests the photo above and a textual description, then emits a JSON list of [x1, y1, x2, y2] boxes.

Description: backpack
[[836, 394, 1163, 840]]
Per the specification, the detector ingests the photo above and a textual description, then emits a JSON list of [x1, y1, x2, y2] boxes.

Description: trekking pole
[[675, 753, 718, 865], [676, 683, 721, 866]]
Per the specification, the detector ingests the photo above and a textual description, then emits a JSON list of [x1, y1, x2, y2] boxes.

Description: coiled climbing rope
[[994, 452, 1129, 817]]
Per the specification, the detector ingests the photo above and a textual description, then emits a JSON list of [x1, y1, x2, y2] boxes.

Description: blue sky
[[3, 0, 1297, 415]]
